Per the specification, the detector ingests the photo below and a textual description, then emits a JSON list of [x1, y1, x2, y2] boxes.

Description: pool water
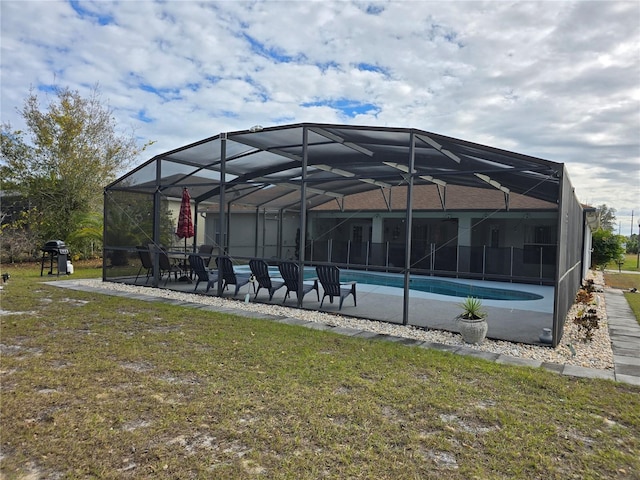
[[253, 266, 544, 302], [305, 270, 543, 301]]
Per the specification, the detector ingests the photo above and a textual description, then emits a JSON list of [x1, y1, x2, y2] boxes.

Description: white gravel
[[76, 271, 614, 370]]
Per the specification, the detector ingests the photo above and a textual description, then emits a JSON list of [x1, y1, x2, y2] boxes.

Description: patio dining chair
[[148, 244, 182, 286], [189, 254, 218, 293], [278, 261, 319, 305], [198, 244, 215, 268], [316, 265, 357, 310], [215, 256, 254, 297], [135, 246, 153, 284], [249, 259, 285, 301]]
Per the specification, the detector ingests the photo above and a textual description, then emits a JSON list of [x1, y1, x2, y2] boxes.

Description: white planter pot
[[457, 316, 488, 344]]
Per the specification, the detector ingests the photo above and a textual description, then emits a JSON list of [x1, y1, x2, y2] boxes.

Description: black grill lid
[[42, 240, 68, 253]]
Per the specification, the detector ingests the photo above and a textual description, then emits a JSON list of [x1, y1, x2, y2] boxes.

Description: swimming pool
[[250, 266, 544, 302], [332, 271, 543, 301]]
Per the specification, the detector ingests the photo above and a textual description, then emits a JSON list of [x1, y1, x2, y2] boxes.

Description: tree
[[1, 85, 152, 256], [596, 204, 617, 232], [626, 233, 638, 255], [0, 208, 43, 263], [66, 211, 103, 259], [591, 228, 625, 269]]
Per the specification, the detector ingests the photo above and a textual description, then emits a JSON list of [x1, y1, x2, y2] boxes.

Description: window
[[352, 225, 363, 244]]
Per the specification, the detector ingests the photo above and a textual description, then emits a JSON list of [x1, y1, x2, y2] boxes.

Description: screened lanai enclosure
[[104, 123, 593, 347]]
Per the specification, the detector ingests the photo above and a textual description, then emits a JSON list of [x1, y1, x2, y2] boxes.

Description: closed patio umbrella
[[176, 187, 195, 245], [176, 188, 195, 281]]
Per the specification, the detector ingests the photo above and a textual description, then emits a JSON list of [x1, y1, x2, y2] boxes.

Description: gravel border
[[77, 270, 614, 371]]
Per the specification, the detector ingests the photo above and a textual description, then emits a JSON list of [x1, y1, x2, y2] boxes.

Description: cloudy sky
[[1, 1, 639, 234]]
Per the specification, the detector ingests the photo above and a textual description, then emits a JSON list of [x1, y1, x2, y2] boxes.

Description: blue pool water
[[303, 270, 543, 301]]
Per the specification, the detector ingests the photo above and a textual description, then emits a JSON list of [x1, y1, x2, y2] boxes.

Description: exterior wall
[[150, 191, 568, 294], [466, 212, 557, 248], [306, 209, 559, 282], [583, 223, 593, 279], [177, 185, 568, 288], [199, 208, 560, 283], [252, 210, 298, 260], [201, 210, 301, 261], [165, 199, 205, 249], [582, 210, 598, 279], [309, 210, 558, 248], [280, 211, 300, 260], [226, 212, 256, 258]]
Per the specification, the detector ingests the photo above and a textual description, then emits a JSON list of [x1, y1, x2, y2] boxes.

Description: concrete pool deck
[[106, 271, 555, 345], [317, 278, 554, 345]]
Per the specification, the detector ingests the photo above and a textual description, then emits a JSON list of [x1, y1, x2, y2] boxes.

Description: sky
[[1, 0, 639, 235]]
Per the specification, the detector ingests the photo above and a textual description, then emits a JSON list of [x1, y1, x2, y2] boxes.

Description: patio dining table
[[167, 252, 193, 281]]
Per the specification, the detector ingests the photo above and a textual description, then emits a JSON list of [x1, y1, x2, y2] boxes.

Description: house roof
[[107, 123, 563, 210], [310, 184, 558, 212]]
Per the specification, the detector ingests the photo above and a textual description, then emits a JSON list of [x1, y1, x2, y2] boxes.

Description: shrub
[[582, 279, 596, 293], [459, 297, 487, 320], [573, 307, 599, 342], [591, 229, 625, 269], [575, 289, 593, 304]]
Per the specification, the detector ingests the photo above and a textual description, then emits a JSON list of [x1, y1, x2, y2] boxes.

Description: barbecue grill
[[40, 240, 70, 276]]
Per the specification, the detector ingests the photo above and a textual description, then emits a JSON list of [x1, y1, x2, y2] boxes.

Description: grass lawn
[[604, 271, 640, 326], [1, 262, 639, 479], [616, 254, 640, 273]]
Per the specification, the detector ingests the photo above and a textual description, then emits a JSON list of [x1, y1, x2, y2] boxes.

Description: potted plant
[[457, 297, 488, 344]]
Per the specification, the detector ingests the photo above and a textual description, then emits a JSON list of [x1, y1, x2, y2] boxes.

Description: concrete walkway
[[51, 280, 640, 386], [604, 288, 640, 385]]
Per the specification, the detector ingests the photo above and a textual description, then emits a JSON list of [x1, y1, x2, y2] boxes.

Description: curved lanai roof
[[107, 123, 564, 208]]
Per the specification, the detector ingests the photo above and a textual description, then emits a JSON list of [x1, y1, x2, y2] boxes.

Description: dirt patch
[[0, 309, 38, 316], [419, 448, 459, 469], [120, 361, 155, 373], [121, 419, 153, 432], [156, 372, 203, 385], [148, 325, 183, 333], [333, 385, 351, 395], [0, 343, 42, 358], [60, 297, 89, 306], [440, 413, 500, 435]]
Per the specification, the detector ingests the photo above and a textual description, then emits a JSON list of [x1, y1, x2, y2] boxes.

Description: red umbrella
[[176, 188, 194, 247]]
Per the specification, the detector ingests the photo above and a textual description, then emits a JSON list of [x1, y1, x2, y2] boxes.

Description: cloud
[[1, 0, 638, 233]]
